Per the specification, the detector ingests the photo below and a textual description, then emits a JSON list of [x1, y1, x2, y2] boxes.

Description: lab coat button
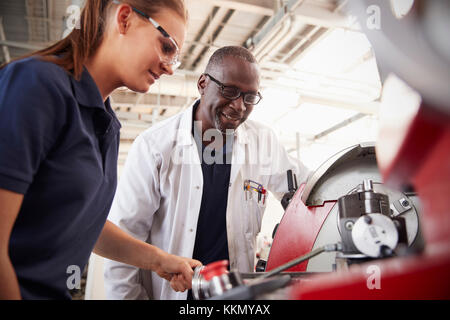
[[195, 186, 200, 189]]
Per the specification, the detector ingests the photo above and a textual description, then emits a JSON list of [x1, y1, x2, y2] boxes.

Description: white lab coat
[[104, 101, 310, 300]]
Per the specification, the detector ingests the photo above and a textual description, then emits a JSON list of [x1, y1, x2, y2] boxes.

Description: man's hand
[[154, 250, 202, 292]]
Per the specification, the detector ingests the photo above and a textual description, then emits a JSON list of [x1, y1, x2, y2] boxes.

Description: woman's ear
[[197, 74, 207, 95], [115, 4, 133, 34]]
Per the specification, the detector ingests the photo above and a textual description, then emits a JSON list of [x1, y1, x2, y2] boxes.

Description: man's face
[[197, 56, 260, 133]]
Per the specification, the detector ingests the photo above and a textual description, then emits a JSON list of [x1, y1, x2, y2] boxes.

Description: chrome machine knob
[[351, 213, 399, 258]]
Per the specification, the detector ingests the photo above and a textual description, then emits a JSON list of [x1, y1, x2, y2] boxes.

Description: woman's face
[[115, 6, 186, 93]]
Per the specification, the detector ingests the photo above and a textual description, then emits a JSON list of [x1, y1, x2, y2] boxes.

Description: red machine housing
[[266, 184, 336, 272], [266, 107, 450, 299]]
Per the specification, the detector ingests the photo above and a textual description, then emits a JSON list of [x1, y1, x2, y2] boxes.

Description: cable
[[259, 243, 342, 280]]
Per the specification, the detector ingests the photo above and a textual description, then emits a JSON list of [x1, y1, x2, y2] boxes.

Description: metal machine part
[[192, 260, 296, 300], [191, 266, 208, 300], [307, 147, 423, 270], [192, 247, 339, 300], [208, 275, 292, 300], [309, 181, 421, 272], [266, 143, 423, 274], [301, 142, 379, 207], [191, 260, 243, 300], [338, 179, 391, 254], [336, 178, 409, 260], [351, 213, 399, 258]]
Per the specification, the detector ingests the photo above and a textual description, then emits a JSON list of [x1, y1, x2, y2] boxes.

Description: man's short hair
[[205, 46, 257, 73]]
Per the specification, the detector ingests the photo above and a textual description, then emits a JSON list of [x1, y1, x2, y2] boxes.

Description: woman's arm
[[0, 188, 24, 299], [94, 220, 202, 291]]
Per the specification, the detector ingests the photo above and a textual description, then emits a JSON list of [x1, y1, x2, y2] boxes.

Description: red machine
[[266, 104, 449, 300], [266, 0, 450, 299]]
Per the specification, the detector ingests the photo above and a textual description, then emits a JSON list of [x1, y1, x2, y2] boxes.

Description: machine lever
[[281, 170, 299, 210], [287, 170, 297, 192]]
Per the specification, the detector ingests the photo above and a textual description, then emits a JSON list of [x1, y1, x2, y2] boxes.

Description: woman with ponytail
[[0, 0, 201, 299]]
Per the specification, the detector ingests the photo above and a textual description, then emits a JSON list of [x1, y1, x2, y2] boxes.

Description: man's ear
[[197, 74, 207, 95], [116, 4, 133, 34]]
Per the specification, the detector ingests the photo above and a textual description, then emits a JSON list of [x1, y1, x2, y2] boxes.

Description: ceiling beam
[[300, 96, 379, 116], [190, 0, 273, 16], [0, 18, 11, 63], [0, 40, 44, 51], [192, 8, 235, 72], [293, 2, 355, 30], [312, 112, 367, 141], [184, 6, 230, 69], [112, 90, 197, 109]]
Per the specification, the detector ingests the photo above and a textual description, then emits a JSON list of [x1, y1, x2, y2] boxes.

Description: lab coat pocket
[[244, 231, 256, 268], [243, 196, 266, 236]]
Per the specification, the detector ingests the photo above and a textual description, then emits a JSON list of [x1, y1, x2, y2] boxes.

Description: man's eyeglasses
[[205, 73, 262, 105], [112, 0, 181, 70]]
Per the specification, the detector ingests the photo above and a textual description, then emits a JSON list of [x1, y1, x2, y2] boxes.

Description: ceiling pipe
[[246, 0, 305, 61], [312, 113, 367, 141], [256, 15, 293, 64], [279, 24, 324, 64]]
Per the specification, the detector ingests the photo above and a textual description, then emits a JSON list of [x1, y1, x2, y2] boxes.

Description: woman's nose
[[160, 62, 174, 76]]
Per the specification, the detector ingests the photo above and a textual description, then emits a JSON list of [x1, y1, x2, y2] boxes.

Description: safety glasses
[[112, 0, 181, 69]]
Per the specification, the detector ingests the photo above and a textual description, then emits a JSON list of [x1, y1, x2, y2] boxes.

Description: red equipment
[[267, 0, 450, 299]]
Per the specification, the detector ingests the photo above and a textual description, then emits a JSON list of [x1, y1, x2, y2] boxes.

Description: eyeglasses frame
[[204, 73, 262, 105]]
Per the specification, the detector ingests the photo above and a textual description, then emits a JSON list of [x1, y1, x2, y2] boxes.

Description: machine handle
[[287, 170, 296, 192]]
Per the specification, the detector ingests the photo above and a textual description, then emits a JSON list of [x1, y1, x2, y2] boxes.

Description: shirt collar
[[70, 66, 105, 109]]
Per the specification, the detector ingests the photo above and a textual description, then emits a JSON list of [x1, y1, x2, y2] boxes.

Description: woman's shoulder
[[0, 56, 76, 118], [2, 56, 72, 91]]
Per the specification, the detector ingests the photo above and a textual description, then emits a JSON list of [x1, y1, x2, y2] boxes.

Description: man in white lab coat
[[104, 46, 310, 299]]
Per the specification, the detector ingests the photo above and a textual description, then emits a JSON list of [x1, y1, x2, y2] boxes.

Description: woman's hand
[[0, 188, 24, 299], [94, 221, 202, 292], [153, 250, 202, 292]]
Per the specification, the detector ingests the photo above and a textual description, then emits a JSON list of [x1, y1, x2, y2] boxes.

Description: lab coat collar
[[176, 101, 196, 146], [235, 121, 249, 145], [176, 99, 250, 147]]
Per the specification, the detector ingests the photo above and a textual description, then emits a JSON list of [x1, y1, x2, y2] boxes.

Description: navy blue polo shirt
[[0, 57, 121, 299], [191, 103, 232, 266]]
